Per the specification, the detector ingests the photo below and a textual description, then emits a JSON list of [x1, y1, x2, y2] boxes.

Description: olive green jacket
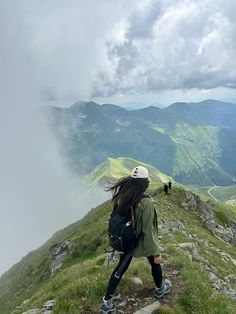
[[133, 196, 160, 257]]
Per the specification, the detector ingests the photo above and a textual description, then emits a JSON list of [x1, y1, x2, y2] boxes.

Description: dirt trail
[[82, 262, 184, 314], [208, 186, 218, 201]]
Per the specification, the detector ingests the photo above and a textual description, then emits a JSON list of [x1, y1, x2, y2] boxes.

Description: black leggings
[[105, 254, 162, 300]]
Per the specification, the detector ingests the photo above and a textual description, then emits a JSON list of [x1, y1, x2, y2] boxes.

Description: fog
[[0, 1, 109, 276], [0, 102, 109, 276]]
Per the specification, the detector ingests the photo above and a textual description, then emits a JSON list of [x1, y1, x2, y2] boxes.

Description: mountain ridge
[[45, 99, 236, 186], [84, 156, 174, 190], [1, 184, 235, 314]]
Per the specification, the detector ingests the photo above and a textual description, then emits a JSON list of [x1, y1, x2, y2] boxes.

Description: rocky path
[[80, 262, 184, 314]]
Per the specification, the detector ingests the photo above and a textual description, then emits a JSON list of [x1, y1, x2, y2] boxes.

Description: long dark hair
[[106, 176, 149, 215]]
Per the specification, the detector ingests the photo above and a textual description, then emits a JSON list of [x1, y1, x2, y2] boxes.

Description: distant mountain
[[45, 101, 176, 176], [114, 101, 147, 110], [115, 101, 163, 110], [44, 99, 236, 186], [165, 99, 236, 132]]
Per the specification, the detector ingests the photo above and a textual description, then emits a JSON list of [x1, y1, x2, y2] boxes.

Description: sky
[[0, 0, 236, 275], [1, 0, 236, 107]]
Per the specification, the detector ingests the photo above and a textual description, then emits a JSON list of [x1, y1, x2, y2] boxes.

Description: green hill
[[84, 157, 173, 190], [1, 186, 236, 313], [165, 99, 236, 132], [187, 184, 236, 204], [209, 185, 236, 202], [156, 122, 235, 185]]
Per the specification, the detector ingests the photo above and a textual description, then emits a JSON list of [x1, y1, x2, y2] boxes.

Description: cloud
[[0, 101, 108, 275], [0, 0, 112, 275], [8, 0, 137, 101], [94, 0, 236, 95], [2, 0, 236, 101]]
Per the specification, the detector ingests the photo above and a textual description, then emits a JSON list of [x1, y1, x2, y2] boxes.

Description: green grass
[[154, 122, 234, 186], [84, 157, 173, 190], [163, 245, 236, 314], [15, 243, 236, 314], [210, 185, 236, 202], [187, 184, 236, 204], [2, 186, 236, 314], [153, 126, 167, 135]]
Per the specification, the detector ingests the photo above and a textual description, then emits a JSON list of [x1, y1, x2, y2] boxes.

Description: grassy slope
[[1, 187, 236, 314], [153, 122, 234, 185], [188, 184, 236, 203], [0, 201, 111, 314], [210, 185, 236, 202], [84, 157, 173, 190]]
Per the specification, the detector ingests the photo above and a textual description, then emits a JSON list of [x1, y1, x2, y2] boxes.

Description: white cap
[[131, 166, 150, 180]]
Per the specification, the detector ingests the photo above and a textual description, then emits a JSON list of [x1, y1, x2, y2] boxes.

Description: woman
[[99, 166, 171, 314]]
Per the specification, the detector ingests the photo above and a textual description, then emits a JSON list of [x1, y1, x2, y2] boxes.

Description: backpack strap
[[130, 205, 135, 223]]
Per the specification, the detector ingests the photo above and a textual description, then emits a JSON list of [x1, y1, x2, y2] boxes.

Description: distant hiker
[[168, 181, 172, 190], [99, 166, 170, 314], [163, 183, 169, 194]]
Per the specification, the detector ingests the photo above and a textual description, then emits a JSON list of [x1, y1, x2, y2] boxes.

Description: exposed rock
[[208, 271, 236, 302], [230, 258, 236, 266], [180, 190, 236, 247], [164, 278, 172, 287], [209, 272, 218, 282], [213, 226, 235, 246], [22, 299, 56, 314], [133, 301, 160, 314], [228, 275, 236, 285], [132, 277, 143, 285], [118, 301, 127, 307], [22, 310, 41, 314], [159, 219, 186, 235], [172, 270, 180, 276], [17, 299, 30, 309], [199, 239, 209, 247], [42, 299, 56, 311], [49, 241, 71, 273], [179, 243, 198, 256], [222, 288, 236, 302], [114, 293, 121, 300]]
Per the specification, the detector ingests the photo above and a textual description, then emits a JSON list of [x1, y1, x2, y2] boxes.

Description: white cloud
[[95, 0, 236, 95], [0, 0, 115, 275], [1, 0, 236, 100], [14, 0, 137, 101]]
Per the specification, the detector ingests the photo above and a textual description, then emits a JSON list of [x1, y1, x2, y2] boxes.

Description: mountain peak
[[70, 100, 100, 110]]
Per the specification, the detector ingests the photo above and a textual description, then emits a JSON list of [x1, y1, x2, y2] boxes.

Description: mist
[[0, 102, 109, 276], [0, 1, 109, 276]]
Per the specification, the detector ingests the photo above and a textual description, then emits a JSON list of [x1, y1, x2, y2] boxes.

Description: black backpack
[[108, 204, 137, 254]]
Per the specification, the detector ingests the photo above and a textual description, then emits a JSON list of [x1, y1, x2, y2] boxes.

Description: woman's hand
[[154, 255, 162, 264]]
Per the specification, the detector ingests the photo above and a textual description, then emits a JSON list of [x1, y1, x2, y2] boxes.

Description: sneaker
[[154, 282, 171, 299], [99, 296, 116, 314]]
